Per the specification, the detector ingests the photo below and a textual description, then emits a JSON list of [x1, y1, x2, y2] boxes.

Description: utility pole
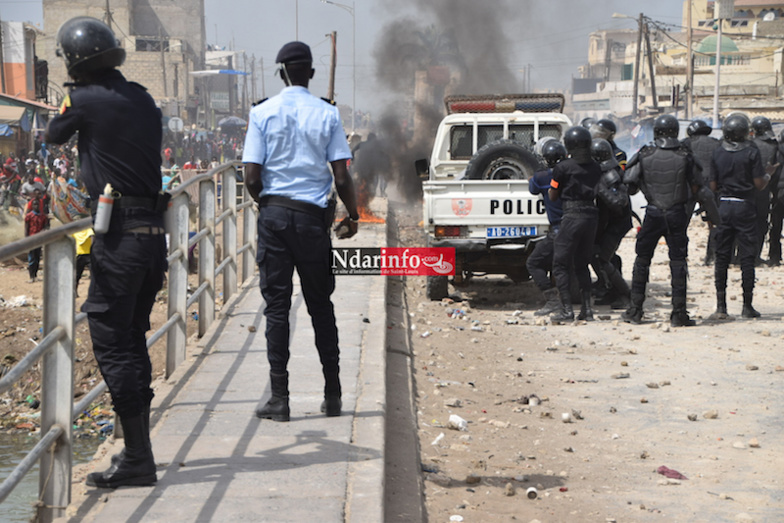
[[644, 22, 658, 111], [0, 16, 6, 95], [260, 57, 266, 98], [251, 54, 256, 101], [327, 31, 337, 100], [632, 13, 643, 118], [159, 26, 168, 98], [687, 0, 693, 119], [242, 52, 248, 116]]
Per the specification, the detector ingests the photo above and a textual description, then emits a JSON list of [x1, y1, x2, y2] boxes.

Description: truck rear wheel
[[426, 275, 449, 301], [465, 140, 542, 180]]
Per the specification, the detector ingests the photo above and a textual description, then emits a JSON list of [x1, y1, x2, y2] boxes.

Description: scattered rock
[[247, 325, 257, 333], [748, 438, 760, 448], [465, 473, 481, 484], [688, 414, 698, 421], [504, 482, 515, 496], [611, 372, 630, 379], [426, 473, 452, 487], [444, 398, 462, 408], [646, 382, 659, 389], [732, 442, 747, 450], [703, 410, 719, 419], [745, 364, 759, 371]]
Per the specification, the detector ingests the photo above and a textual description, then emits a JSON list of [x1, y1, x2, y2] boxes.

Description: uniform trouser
[[593, 212, 632, 295], [84, 232, 167, 418], [754, 189, 771, 259], [553, 208, 598, 304], [630, 205, 689, 306], [257, 205, 340, 382], [27, 247, 41, 278], [768, 197, 784, 263], [526, 227, 557, 292], [715, 200, 757, 296]]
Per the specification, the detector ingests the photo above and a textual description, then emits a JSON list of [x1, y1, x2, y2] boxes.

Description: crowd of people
[[529, 113, 780, 327]]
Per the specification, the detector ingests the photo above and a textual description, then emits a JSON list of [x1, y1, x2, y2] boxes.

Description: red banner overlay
[[331, 248, 456, 276]]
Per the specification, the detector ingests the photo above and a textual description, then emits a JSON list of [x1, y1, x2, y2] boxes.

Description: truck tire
[[465, 139, 542, 180], [426, 275, 449, 301]]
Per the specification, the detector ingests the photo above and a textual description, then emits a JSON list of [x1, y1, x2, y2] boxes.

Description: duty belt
[[259, 195, 325, 218], [562, 200, 596, 212]]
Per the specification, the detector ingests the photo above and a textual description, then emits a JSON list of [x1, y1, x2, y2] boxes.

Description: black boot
[[256, 371, 290, 421], [670, 298, 696, 327], [742, 293, 761, 318], [534, 288, 561, 316], [111, 403, 151, 466], [321, 366, 342, 417], [621, 293, 644, 324], [708, 291, 732, 321], [550, 296, 574, 323], [577, 291, 594, 321], [86, 414, 156, 488]]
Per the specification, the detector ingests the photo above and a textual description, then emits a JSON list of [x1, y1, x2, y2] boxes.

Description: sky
[[0, 0, 686, 115]]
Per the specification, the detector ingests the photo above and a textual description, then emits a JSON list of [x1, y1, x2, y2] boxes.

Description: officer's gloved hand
[[334, 216, 358, 239], [765, 162, 780, 176]]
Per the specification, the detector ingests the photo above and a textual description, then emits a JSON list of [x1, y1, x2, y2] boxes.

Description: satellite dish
[[764, 12, 776, 21]]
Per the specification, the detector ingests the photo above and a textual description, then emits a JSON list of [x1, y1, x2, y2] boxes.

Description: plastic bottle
[[93, 183, 114, 234]]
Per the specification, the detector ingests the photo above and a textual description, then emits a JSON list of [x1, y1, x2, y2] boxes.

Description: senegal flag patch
[[59, 94, 71, 115]]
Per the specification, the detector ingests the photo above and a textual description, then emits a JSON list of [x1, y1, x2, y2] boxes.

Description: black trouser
[[715, 199, 757, 296], [257, 205, 340, 380], [76, 253, 90, 282], [754, 189, 771, 260], [630, 205, 689, 306], [593, 211, 632, 294], [27, 247, 41, 279], [526, 226, 558, 292], [553, 206, 598, 304], [84, 232, 167, 418], [768, 196, 784, 263]]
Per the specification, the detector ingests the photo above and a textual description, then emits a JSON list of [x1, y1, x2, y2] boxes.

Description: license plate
[[486, 226, 537, 238]]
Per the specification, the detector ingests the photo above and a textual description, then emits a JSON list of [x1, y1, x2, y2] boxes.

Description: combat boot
[[256, 371, 290, 421], [741, 293, 761, 318], [621, 293, 645, 324], [534, 288, 561, 316], [111, 403, 151, 466], [321, 366, 342, 417], [670, 296, 696, 327], [708, 291, 732, 321], [86, 414, 156, 488], [550, 300, 574, 323], [577, 291, 594, 321]]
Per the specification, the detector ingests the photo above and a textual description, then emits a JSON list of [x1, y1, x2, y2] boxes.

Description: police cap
[[276, 41, 313, 64]]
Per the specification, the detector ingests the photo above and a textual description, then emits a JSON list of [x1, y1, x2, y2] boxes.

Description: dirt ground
[[390, 201, 784, 523]]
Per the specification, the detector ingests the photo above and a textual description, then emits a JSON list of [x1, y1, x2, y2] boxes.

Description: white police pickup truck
[[416, 94, 573, 300]]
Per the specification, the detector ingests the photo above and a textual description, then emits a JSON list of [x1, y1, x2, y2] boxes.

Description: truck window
[[508, 125, 535, 148], [478, 125, 504, 148], [450, 126, 474, 160]]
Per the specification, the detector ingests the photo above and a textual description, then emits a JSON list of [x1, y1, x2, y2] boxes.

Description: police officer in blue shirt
[[243, 41, 359, 422]]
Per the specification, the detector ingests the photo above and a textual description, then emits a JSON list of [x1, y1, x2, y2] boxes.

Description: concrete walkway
[[61, 218, 388, 523]]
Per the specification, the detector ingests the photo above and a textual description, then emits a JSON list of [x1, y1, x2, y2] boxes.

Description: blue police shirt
[[530, 169, 563, 226], [242, 86, 352, 208]]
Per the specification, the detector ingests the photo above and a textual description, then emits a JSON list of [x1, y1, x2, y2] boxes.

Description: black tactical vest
[[640, 145, 691, 211], [689, 135, 720, 182]]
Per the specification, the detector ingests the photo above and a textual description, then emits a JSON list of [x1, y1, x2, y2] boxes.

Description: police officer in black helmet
[[527, 139, 566, 316], [709, 114, 773, 319], [772, 128, 784, 265], [682, 119, 721, 264], [45, 17, 166, 488], [590, 118, 628, 170], [548, 126, 603, 322], [622, 114, 717, 327], [750, 115, 781, 264]]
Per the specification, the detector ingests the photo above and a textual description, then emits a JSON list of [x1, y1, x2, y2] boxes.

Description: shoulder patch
[[252, 98, 268, 107], [320, 97, 336, 106], [128, 81, 149, 91], [59, 94, 71, 115], [639, 143, 657, 158]]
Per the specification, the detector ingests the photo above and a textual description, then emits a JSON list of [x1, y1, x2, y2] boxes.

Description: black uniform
[[550, 158, 601, 315], [46, 69, 166, 419], [771, 140, 784, 265], [752, 135, 780, 262], [710, 143, 766, 310], [682, 134, 721, 263], [623, 138, 702, 323]]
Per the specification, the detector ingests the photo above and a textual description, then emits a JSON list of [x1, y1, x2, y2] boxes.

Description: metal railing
[[0, 161, 256, 522]]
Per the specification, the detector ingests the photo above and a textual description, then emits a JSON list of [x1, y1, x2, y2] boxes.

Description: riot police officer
[[681, 119, 721, 264], [46, 17, 167, 488], [590, 138, 632, 309], [527, 139, 566, 316], [750, 116, 780, 264], [771, 129, 784, 265], [548, 126, 602, 322], [590, 118, 628, 170], [710, 114, 772, 319], [243, 41, 359, 422], [622, 114, 717, 327]]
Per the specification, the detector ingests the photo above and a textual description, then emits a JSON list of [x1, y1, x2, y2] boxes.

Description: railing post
[[39, 237, 75, 522], [242, 182, 257, 284], [222, 167, 238, 303], [198, 179, 215, 337], [165, 193, 189, 378]]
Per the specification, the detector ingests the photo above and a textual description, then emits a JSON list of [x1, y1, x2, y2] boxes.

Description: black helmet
[[653, 114, 679, 139], [687, 119, 712, 137], [590, 138, 614, 163], [580, 117, 596, 130], [542, 140, 566, 168], [590, 119, 617, 141], [563, 126, 593, 162], [56, 17, 125, 77], [751, 116, 774, 139], [723, 114, 749, 142]]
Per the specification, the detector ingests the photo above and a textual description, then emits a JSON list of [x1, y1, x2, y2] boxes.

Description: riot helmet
[[590, 119, 617, 141], [56, 17, 125, 78], [542, 140, 567, 168], [653, 114, 679, 139], [751, 115, 775, 139], [590, 138, 619, 172], [687, 119, 712, 137], [723, 114, 749, 142], [580, 117, 596, 130], [563, 126, 593, 162]]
